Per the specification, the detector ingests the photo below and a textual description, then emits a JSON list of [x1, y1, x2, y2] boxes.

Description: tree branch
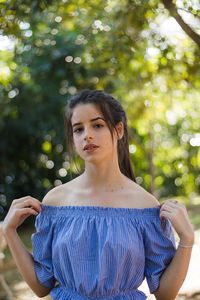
[[178, 7, 199, 17], [162, 0, 200, 47]]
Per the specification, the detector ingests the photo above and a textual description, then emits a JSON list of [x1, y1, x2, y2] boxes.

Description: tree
[[0, 0, 199, 221]]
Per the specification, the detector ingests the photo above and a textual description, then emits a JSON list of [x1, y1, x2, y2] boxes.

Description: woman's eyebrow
[[72, 117, 105, 127]]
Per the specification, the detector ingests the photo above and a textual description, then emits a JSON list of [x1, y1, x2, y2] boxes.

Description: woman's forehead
[[71, 103, 104, 122]]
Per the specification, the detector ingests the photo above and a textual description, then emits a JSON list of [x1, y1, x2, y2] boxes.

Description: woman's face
[[71, 103, 121, 164]]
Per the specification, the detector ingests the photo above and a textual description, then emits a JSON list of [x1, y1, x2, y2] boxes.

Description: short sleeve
[[31, 213, 56, 289], [143, 216, 176, 294]]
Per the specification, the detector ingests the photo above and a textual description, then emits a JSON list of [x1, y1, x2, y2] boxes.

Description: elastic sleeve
[[143, 217, 176, 294], [31, 213, 56, 289]]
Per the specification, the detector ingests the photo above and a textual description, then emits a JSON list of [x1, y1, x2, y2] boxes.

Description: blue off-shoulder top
[[31, 204, 176, 300]]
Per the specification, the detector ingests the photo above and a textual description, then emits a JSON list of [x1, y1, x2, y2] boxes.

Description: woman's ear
[[115, 121, 124, 140]]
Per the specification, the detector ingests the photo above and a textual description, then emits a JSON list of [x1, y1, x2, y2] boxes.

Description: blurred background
[[0, 0, 200, 299]]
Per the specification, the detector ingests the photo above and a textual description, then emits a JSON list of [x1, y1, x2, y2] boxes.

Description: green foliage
[[0, 0, 200, 221]]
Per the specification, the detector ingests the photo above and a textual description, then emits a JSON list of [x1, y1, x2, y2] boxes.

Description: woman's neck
[[80, 163, 129, 193]]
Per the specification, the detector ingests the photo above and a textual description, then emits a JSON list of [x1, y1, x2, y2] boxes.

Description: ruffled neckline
[[40, 204, 161, 218]]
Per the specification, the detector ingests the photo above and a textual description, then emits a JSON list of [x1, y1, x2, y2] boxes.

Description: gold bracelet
[[178, 242, 194, 248]]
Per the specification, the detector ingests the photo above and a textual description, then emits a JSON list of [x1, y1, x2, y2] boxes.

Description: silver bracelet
[[178, 242, 194, 248]]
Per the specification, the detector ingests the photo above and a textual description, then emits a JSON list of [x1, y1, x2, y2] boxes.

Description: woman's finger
[[11, 196, 31, 206], [159, 210, 172, 221], [12, 196, 41, 205], [160, 204, 178, 214], [14, 198, 41, 213], [12, 197, 41, 213], [16, 207, 39, 216], [160, 200, 185, 213], [161, 203, 177, 210]]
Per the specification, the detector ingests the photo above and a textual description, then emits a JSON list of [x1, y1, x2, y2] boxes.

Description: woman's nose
[[83, 128, 93, 141], [84, 134, 93, 141]]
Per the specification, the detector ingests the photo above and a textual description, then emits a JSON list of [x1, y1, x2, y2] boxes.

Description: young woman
[[3, 89, 194, 300]]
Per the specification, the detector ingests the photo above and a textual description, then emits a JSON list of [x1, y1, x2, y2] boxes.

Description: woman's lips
[[83, 144, 99, 151], [83, 144, 99, 153], [84, 147, 99, 153]]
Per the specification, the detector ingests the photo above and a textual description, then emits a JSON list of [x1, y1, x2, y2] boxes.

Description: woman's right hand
[[2, 196, 42, 233]]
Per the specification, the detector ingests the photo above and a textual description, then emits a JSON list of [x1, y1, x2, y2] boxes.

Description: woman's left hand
[[160, 199, 194, 244]]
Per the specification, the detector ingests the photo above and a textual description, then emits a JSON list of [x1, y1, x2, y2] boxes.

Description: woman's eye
[[74, 128, 83, 133], [94, 124, 103, 128], [73, 124, 103, 133]]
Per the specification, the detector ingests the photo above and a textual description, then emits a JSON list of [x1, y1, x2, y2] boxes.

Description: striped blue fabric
[[31, 204, 176, 300]]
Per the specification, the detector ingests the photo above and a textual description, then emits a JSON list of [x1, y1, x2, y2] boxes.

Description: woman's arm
[[3, 227, 52, 298], [154, 200, 194, 300], [2, 196, 52, 298]]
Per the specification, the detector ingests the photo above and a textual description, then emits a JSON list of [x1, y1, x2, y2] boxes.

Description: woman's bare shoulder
[[42, 177, 78, 206], [130, 182, 160, 208]]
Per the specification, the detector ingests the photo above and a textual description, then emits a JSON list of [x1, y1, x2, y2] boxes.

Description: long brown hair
[[64, 89, 136, 182]]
